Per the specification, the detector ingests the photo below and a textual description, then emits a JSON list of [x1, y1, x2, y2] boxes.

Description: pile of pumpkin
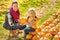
[[26, 12, 60, 40]]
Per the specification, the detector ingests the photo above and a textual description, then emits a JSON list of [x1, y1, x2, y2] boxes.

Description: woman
[[3, 2, 26, 36]]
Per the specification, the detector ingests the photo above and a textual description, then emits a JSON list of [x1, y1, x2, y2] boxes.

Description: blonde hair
[[28, 8, 36, 16]]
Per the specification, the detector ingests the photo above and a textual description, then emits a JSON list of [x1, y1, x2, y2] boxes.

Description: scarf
[[10, 8, 20, 21]]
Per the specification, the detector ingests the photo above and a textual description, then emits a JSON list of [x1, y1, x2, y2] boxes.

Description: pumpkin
[[30, 31, 37, 35], [57, 32, 60, 35], [32, 35, 40, 40], [38, 32, 45, 37], [49, 24, 55, 28], [43, 22, 49, 26], [41, 29, 49, 34], [35, 27, 41, 33], [40, 25, 46, 28], [44, 26, 51, 30], [52, 13, 58, 19], [39, 37, 44, 40], [19, 18, 27, 25], [53, 19, 60, 25], [40, 37, 49, 40], [10, 30, 19, 37], [26, 34, 32, 39], [49, 27, 58, 35], [47, 18, 54, 24], [54, 32, 60, 40], [43, 37, 49, 40], [54, 35, 60, 40], [44, 33, 52, 39]]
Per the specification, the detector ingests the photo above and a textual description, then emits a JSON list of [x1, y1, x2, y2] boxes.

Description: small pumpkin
[[26, 34, 32, 39], [41, 29, 49, 34], [35, 27, 41, 33], [49, 24, 55, 28], [54, 35, 60, 40], [32, 35, 40, 40], [44, 33, 52, 39], [30, 31, 37, 35], [38, 32, 45, 37], [43, 22, 49, 26], [49, 27, 58, 35]]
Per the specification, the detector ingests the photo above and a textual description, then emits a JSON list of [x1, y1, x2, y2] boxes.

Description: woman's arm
[[7, 13, 13, 26]]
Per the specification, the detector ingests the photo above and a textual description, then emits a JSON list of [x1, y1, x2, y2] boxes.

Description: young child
[[24, 8, 39, 40]]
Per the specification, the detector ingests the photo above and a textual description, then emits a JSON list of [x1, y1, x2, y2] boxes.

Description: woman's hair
[[12, 2, 18, 5]]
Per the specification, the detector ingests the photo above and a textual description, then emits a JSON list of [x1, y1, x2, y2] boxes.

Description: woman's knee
[[19, 25, 26, 30]]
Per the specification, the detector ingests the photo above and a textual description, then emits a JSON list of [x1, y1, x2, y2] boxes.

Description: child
[[24, 8, 39, 40]]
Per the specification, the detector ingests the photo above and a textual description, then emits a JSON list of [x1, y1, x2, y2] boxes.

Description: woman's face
[[12, 4, 18, 11]]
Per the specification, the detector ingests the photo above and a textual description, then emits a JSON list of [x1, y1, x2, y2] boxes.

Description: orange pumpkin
[[43, 37, 49, 40], [10, 30, 19, 37], [38, 32, 45, 37], [47, 18, 54, 24], [53, 19, 60, 25], [57, 32, 60, 35], [19, 18, 27, 25], [41, 29, 49, 34], [30, 31, 37, 35], [54, 35, 60, 40], [35, 27, 41, 33], [52, 13, 58, 19], [32, 35, 41, 40], [39, 37, 49, 40], [39, 37, 44, 40], [49, 27, 58, 35], [43, 22, 49, 26], [44, 26, 51, 30], [44, 33, 52, 39], [49, 24, 55, 28], [26, 34, 32, 39]]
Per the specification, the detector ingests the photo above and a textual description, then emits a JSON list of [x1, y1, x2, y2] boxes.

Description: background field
[[0, 0, 60, 40]]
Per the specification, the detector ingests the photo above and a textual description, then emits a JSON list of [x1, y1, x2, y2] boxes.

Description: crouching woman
[[3, 2, 26, 36]]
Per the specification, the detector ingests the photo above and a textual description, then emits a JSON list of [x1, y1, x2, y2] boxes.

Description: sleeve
[[7, 13, 12, 26]]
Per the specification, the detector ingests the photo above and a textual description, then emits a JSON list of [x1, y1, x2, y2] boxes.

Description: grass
[[0, 0, 60, 40]]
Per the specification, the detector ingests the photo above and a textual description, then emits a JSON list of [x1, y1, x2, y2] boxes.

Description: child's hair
[[28, 8, 36, 16], [12, 2, 18, 5]]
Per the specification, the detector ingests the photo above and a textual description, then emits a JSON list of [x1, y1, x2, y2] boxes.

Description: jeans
[[24, 27, 35, 40], [3, 22, 26, 30]]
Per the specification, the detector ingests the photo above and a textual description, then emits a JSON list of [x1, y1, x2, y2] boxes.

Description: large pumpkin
[[19, 18, 27, 25]]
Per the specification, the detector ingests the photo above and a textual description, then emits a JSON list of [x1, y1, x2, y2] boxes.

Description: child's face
[[12, 4, 18, 11], [28, 11, 36, 17]]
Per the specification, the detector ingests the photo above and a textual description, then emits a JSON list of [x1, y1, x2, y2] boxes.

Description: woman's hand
[[18, 19, 20, 23]]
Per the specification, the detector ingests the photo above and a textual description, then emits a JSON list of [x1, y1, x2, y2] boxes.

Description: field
[[0, 0, 60, 40]]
